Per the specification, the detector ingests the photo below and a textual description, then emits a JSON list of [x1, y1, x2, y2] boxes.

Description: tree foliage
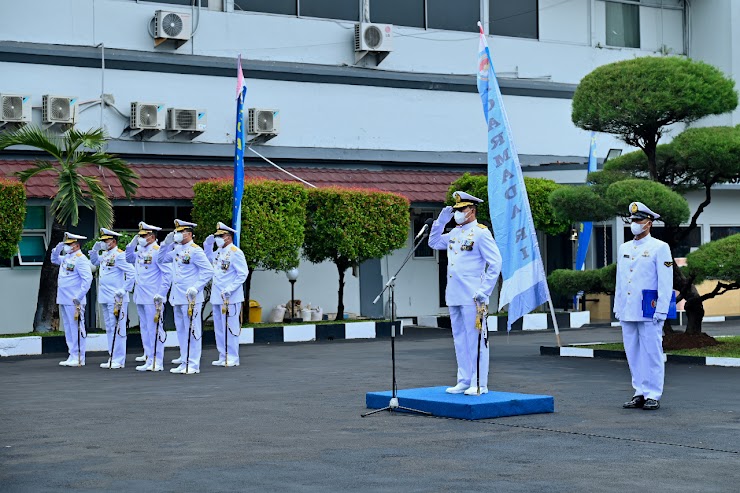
[[686, 234, 740, 287], [604, 179, 690, 226], [0, 179, 26, 259], [446, 173, 569, 235], [572, 57, 737, 176], [548, 185, 614, 223], [548, 263, 617, 298], [303, 187, 409, 319]]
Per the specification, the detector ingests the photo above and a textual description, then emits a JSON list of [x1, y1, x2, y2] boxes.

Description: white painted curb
[[0, 336, 42, 357]]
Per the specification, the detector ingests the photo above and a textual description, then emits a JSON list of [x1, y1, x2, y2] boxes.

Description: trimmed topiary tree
[[0, 178, 26, 260], [192, 179, 308, 303], [303, 187, 409, 320], [685, 234, 740, 301]]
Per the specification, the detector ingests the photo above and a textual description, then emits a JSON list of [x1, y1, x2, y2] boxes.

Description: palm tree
[[0, 126, 139, 332]]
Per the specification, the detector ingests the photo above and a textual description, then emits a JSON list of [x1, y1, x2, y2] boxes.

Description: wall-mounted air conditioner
[[354, 23, 393, 64], [0, 94, 32, 129], [154, 10, 192, 48], [167, 108, 206, 132], [248, 108, 280, 135], [42, 95, 77, 126], [130, 102, 166, 130]]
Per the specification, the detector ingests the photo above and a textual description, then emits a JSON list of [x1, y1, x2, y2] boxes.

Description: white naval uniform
[[429, 219, 502, 389], [51, 245, 93, 364], [157, 240, 213, 370], [125, 241, 172, 367], [90, 246, 135, 366], [614, 234, 673, 401], [206, 243, 249, 365]]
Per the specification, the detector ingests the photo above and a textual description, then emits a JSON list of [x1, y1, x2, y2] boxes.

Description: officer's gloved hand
[[186, 287, 198, 299], [114, 289, 126, 299], [95, 241, 107, 252], [128, 235, 138, 248], [437, 206, 454, 225], [164, 231, 175, 245], [72, 298, 81, 306], [474, 291, 488, 304], [153, 294, 164, 304], [614, 312, 620, 321], [54, 242, 65, 254], [653, 313, 666, 325], [204, 234, 215, 251]]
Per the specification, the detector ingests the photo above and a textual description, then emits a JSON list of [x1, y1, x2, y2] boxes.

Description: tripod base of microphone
[[361, 397, 431, 417]]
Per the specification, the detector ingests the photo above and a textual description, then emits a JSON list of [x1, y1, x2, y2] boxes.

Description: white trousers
[[137, 304, 165, 366], [173, 303, 202, 370], [101, 302, 127, 366], [449, 305, 489, 388], [60, 304, 86, 363], [213, 302, 241, 363], [622, 321, 665, 400]]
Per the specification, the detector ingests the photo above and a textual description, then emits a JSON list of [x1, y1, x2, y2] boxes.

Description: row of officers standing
[[53, 219, 248, 374]]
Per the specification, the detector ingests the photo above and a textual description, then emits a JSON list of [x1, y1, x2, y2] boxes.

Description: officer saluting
[[51, 232, 93, 367], [615, 202, 674, 411], [89, 228, 135, 369], [157, 219, 213, 374], [428, 191, 502, 396], [125, 222, 172, 371], [203, 222, 249, 367]]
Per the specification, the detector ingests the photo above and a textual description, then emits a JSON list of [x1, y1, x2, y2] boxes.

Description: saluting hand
[[437, 206, 454, 224]]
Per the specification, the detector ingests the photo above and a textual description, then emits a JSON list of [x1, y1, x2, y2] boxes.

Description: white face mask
[[138, 237, 148, 247], [454, 211, 467, 225], [630, 222, 646, 236], [173, 232, 184, 244], [215, 237, 225, 248], [63, 245, 72, 254]]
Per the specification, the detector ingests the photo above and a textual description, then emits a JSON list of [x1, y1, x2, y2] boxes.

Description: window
[[1, 206, 48, 268], [140, 0, 210, 6], [413, 211, 435, 258], [490, 0, 538, 39], [427, 0, 479, 33], [371, 0, 424, 28], [234, 0, 296, 16], [710, 226, 740, 242], [145, 206, 177, 230], [605, 1, 640, 48], [300, 0, 359, 21], [113, 206, 144, 231]]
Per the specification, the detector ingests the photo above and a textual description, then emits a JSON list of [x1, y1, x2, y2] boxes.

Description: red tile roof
[[0, 160, 475, 204]]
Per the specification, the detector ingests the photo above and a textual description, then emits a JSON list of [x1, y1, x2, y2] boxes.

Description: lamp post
[[286, 268, 299, 322]]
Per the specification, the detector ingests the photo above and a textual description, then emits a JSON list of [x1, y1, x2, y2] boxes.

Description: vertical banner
[[477, 24, 551, 330], [232, 55, 247, 247], [574, 132, 597, 271]]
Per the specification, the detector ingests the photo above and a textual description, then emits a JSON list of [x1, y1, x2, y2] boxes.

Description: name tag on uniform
[[623, 254, 629, 258]]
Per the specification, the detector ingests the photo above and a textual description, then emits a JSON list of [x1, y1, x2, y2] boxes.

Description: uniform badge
[[642, 251, 650, 257], [182, 253, 191, 264], [220, 260, 230, 272], [106, 257, 116, 267], [664, 261, 674, 267], [143, 255, 152, 265], [461, 239, 475, 251], [65, 262, 75, 272]]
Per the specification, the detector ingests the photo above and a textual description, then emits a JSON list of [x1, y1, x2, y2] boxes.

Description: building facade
[[0, 0, 738, 333]]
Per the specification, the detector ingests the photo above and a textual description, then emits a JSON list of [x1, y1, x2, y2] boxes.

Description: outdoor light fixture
[[286, 268, 299, 321], [570, 228, 579, 242], [604, 148, 623, 163]]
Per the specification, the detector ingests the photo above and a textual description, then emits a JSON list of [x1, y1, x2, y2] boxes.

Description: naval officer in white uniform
[[89, 228, 135, 369], [203, 222, 249, 367], [125, 222, 172, 371], [51, 232, 93, 367], [429, 191, 502, 395], [157, 219, 213, 374], [615, 202, 674, 411]]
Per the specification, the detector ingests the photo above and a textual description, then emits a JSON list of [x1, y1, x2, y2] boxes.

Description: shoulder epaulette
[[117, 248, 123, 253], [192, 243, 200, 249], [477, 224, 488, 229], [230, 245, 238, 252], [153, 244, 160, 250], [75, 252, 83, 257]]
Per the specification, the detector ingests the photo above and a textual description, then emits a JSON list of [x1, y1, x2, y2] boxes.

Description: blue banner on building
[[232, 55, 247, 247]]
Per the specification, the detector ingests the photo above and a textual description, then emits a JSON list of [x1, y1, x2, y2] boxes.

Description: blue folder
[[641, 290, 677, 318]]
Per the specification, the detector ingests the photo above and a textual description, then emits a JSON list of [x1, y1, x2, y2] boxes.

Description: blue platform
[[366, 386, 554, 420]]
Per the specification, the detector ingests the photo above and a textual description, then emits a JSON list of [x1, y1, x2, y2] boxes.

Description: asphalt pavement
[[1, 322, 739, 492]]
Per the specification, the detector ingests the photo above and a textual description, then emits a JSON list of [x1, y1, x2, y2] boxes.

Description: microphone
[[414, 218, 434, 242]]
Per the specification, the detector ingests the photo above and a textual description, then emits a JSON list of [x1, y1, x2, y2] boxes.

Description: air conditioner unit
[[248, 108, 280, 135], [167, 108, 207, 132], [154, 10, 192, 45], [42, 95, 78, 125], [130, 102, 166, 130], [0, 94, 32, 127], [355, 23, 393, 53]]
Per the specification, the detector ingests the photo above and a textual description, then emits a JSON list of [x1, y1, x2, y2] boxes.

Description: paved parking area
[[1, 323, 739, 492]]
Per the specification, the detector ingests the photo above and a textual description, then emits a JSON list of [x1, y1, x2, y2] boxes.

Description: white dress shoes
[[464, 386, 488, 395], [170, 365, 185, 374], [445, 383, 470, 394], [171, 357, 183, 365], [212, 359, 226, 366], [182, 367, 200, 374], [224, 359, 240, 367], [103, 362, 124, 369], [59, 358, 73, 366], [149, 363, 164, 372], [135, 354, 147, 362], [136, 362, 152, 371]]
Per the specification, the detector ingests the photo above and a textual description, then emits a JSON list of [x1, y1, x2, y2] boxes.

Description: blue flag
[[232, 55, 246, 247], [574, 132, 598, 271], [477, 25, 551, 330]]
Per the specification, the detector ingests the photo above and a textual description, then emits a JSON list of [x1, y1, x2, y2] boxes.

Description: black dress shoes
[[623, 395, 645, 408], [642, 398, 660, 410]]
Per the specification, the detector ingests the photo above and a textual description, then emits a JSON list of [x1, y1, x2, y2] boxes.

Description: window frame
[[1, 205, 49, 269], [16, 233, 48, 266]]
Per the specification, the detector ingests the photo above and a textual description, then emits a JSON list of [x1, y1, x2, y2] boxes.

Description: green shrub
[[0, 179, 26, 259]]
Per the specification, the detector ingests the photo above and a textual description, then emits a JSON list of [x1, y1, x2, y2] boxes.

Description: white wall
[[0, 268, 40, 334]]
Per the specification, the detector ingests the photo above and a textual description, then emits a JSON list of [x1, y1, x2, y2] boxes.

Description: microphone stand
[[362, 225, 432, 418]]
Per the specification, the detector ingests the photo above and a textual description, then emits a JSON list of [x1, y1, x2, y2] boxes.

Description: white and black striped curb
[[540, 345, 740, 368], [0, 321, 401, 358], [418, 311, 591, 331]]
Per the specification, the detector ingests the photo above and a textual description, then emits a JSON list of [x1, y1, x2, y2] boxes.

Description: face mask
[[215, 237, 225, 248], [630, 222, 645, 236], [454, 211, 467, 225], [138, 237, 148, 247], [63, 245, 72, 254], [173, 232, 184, 244]]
